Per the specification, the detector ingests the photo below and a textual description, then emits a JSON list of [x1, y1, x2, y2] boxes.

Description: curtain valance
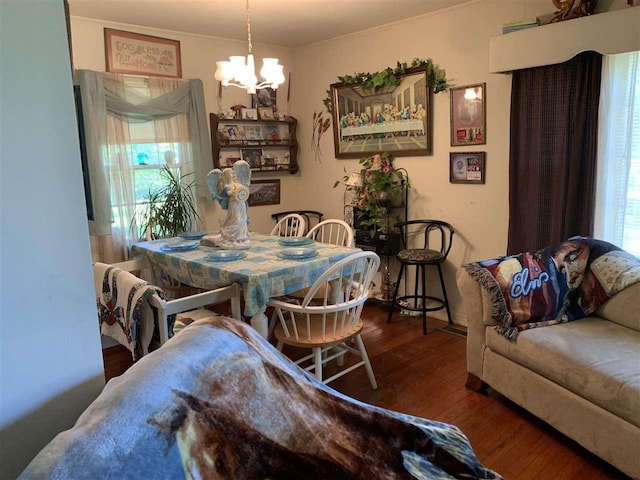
[[74, 70, 212, 236]]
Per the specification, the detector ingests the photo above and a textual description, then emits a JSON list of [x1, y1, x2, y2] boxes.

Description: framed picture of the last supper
[[330, 66, 431, 158]]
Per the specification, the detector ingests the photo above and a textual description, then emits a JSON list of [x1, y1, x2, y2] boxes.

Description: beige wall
[[289, 1, 551, 324], [70, 1, 634, 325]]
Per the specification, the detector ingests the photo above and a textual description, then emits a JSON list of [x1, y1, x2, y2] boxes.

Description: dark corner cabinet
[[210, 113, 298, 174]]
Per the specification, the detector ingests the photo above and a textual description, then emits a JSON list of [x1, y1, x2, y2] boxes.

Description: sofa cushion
[[596, 281, 640, 332], [486, 317, 640, 428]]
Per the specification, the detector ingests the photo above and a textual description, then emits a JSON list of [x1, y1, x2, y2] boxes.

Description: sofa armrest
[[456, 268, 496, 383]]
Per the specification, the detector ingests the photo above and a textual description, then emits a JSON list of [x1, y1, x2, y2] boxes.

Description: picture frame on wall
[[450, 152, 486, 184], [104, 28, 182, 78], [248, 179, 281, 206], [256, 87, 277, 108], [450, 83, 486, 146], [330, 65, 431, 158]]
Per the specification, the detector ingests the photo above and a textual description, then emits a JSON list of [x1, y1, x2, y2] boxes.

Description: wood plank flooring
[[102, 301, 630, 479]]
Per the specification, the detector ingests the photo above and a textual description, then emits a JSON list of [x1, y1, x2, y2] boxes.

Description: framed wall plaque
[[450, 83, 486, 146], [248, 179, 280, 206], [450, 152, 486, 184], [104, 28, 181, 78]]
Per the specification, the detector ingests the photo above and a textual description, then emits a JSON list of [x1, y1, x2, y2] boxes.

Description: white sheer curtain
[[75, 70, 212, 263], [594, 51, 640, 256]]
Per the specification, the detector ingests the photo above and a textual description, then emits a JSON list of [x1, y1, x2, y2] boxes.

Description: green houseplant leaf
[[133, 165, 201, 241], [334, 152, 410, 240], [324, 58, 450, 112]]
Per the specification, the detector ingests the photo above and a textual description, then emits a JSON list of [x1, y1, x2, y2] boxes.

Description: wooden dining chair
[[98, 258, 241, 348], [271, 210, 323, 235], [306, 219, 354, 247], [270, 213, 306, 237], [268, 251, 380, 388]]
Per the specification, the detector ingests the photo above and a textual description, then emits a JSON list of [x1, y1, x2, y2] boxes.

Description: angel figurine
[[206, 160, 252, 250]]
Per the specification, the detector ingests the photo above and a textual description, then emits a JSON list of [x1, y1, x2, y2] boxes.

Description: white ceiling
[[68, 0, 476, 48]]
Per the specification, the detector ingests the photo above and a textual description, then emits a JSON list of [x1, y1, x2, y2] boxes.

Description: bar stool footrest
[[395, 295, 446, 312]]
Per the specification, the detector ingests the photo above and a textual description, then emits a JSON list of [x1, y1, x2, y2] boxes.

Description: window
[[595, 51, 640, 256], [76, 69, 210, 262]]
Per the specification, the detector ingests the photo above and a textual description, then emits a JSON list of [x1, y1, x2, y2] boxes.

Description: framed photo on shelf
[[330, 66, 430, 158], [258, 106, 275, 120], [240, 148, 263, 169], [104, 28, 181, 78], [264, 124, 281, 141], [248, 179, 280, 206], [450, 83, 486, 146], [223, 156, 241, 167], [242, 125, 263, 141], [241, 108, 258, 120], [450, 152, 486, 184], [219, 124, 240, 143]]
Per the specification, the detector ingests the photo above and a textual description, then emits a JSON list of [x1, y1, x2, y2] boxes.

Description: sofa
[[457, 240, 640, 479]]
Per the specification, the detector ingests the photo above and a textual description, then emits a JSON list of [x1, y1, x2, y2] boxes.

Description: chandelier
[[214, 0, 285, 94]]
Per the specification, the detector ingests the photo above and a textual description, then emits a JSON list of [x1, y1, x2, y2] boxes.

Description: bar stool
[[387, 220, 454, 334]]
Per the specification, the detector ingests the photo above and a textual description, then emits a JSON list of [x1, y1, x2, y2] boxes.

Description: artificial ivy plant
[[323, 58, 450, 113]]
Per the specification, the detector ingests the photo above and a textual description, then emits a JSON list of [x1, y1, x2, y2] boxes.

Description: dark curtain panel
[[507, 51, 602, 254]]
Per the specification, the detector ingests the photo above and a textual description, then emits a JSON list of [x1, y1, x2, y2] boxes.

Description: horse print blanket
[[463, 237, 640, 340], [21, 317, 503, 480]]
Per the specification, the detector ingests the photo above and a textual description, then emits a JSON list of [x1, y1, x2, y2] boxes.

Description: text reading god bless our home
[[113, 38, 175, 73]]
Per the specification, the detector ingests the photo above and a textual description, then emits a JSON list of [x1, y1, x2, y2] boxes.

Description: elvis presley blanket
[[463, 237, 640, 340]]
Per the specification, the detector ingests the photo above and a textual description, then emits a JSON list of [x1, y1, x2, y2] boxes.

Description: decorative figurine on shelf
[[550, 0, 597, 22], [207, 160, 252, 250]]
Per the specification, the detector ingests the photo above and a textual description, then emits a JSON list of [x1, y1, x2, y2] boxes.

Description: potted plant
[[133, 165, 201, 241], [132, 166, 202, 297], [335, 152, 409, 247]]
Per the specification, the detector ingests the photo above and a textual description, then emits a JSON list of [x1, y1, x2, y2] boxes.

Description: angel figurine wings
[[206, 160, 252, 250]]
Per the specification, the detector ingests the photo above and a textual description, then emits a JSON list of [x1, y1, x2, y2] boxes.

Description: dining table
[[130, 233, 362, 338]]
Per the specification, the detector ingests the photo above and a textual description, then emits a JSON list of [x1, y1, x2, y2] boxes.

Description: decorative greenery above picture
[[323, 58, 450, 113]]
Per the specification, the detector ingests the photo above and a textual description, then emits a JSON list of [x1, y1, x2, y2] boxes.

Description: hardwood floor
[[102, 301, 629, 479]]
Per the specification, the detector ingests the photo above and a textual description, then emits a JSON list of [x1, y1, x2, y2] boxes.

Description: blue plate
[[276, 248, 318, 260], [206, 250, 247, 262], [179, 231, 206, 240], [161, 240, 200, 252], [278, 237, 314, 247]]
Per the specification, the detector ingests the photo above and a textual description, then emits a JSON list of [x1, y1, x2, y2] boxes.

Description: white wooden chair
[[306, 219, 354, 247], [267, 251, 380, 388], [267, 219, 356, 339], [270, 213, 306, 237], [109, 258, 241, 345]]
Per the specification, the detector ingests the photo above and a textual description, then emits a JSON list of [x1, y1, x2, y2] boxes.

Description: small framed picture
[[241, 108, 258, 120], [224, 156, 240, 167], [242, 125, 263, 141], [219, 124, 240, 143], [450, 152, 486, 184], [249, 179, 280, 206], [450, 83, 486, 146], [258, 106, 275, 120], [264, 124, 281, 141], [240, 148, 263, 169]]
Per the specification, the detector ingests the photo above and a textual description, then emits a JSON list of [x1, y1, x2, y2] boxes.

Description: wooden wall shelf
[[210, 113, 299, 174]]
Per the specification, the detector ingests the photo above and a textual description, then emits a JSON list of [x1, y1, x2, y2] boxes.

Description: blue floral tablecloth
[[131, 233, 361, 317]]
